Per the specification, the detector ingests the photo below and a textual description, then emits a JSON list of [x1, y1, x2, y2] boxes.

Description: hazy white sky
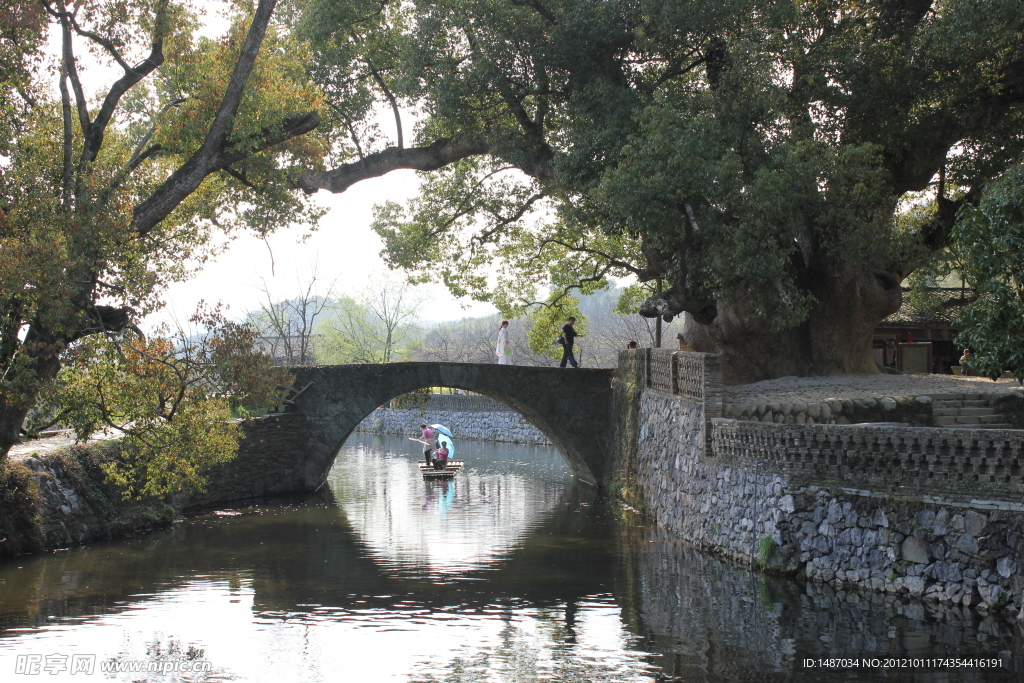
[[155, 169, 500, 328]]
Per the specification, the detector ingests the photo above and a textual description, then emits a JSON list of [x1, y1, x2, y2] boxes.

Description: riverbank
[[615, 349, 1024, 621], [0, 445, 175, 560], [0, 413, 309, 560]]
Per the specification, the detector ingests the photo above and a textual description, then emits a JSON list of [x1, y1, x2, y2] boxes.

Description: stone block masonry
[[355, 401, 551, 446], [10, 445, 176, 555], [180, 413, 310, 510], [3, 413, 310, 557], [633, 389, 1024, 617], [629, 524, 1022, 676], [616, 349, 1024, 617]]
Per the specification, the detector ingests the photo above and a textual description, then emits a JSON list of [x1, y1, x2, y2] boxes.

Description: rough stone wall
[[723, 395, 933, 425], [355, 407, 551, 445], [13, 445, 175, 553], [995, 392, 1024, 429], [634, 390, 769, 565], [631, 389, 1024, 617], [712, 419, 1024, 498], [4, 413, 311, 556], [179, 412, 310, 510]]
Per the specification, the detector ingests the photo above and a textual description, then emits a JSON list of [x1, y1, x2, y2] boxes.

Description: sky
[[153, 169, 500, 329], [145, 9, 501, 329]]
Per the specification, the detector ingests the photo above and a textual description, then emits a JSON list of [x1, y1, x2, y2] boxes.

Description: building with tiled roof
[[873, 288, 973, 374]]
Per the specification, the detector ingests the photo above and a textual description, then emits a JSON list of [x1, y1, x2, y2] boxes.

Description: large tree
[[295, 0, 1024, 383], [0, 0, 323, 461]]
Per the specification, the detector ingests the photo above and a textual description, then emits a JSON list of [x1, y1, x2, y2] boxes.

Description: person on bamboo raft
[[433, 444, 450, 470], [420, 424, 435, 465]]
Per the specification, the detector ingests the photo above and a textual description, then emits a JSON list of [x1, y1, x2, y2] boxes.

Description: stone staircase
[[931, 394, 1013, 429]]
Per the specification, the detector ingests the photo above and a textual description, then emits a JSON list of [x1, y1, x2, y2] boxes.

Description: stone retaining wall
[[3, 413, 311, 557], [723, 390, 1024, 426], [632, 389, 1024, 617], [723, 395, 934, 425], [11, 445, 175, 554], [179, 413, 310, 510], [356, 406, 551, 445], [712, 419, 1024, 498], [619, 350, 1024, 617], [627, 525, 1022, 678]]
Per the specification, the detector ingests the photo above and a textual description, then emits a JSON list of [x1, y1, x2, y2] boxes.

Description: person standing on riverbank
[[495, 320, 512, 365], [559, 317, 581, 368]]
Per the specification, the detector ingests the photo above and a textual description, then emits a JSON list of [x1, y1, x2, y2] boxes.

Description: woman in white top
[[495, 320, 512, 365]]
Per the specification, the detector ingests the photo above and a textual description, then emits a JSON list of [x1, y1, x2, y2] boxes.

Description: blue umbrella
[[430, 424, 456, 459], [430, 424, 453, 438]]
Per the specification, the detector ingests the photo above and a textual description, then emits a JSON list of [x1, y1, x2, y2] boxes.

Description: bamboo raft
[[419, 460, 464, 479]]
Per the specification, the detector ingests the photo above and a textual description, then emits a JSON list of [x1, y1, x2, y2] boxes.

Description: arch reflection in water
[[1, 435, 1022, 682], [331, 434, 573, 578]]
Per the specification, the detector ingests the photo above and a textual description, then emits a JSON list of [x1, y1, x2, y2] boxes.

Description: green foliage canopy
[[0, 0, 326, 460], [300, 0, 1024, 368], [29, 306, 287, 498], [953, 161, 1024, 382]]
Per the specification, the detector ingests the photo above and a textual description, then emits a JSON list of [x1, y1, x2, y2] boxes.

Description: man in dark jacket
[[560, 317, 581, 368]]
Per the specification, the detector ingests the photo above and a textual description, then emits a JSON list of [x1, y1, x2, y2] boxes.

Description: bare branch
[[58, 70, 73, 210], [510, 0, 557, 24], [329, 103, 366, 159], [535, 238, 648, 278], [366, 58, 403, 148], [55, 10, 91, 142], [470, 191, 546, 249], [66, 14, 132, 72], [83, 0, 171, 165]]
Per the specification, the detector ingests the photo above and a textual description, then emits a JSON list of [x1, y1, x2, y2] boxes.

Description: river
[[0, 434, 1021, 681]]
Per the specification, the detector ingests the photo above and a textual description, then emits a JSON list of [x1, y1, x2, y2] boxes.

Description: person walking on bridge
[[495, 320, 513, 365], [559, 317, 581, 368]]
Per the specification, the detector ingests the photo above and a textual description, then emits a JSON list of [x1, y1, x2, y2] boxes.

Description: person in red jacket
[[433, 444, 449, 470]]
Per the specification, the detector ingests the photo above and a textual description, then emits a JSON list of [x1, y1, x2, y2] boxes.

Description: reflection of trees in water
[[406, 599, 655, 683], [331, 437, 572, 576], [4, 458, 1021, 683], [619, 524, 1024, 681]]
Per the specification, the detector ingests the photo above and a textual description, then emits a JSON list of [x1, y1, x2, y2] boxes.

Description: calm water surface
[[1, 434, 1022, 682]]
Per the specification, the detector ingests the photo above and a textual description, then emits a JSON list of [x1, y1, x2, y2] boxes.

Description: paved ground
[[9, 430, 119, 459], [724, 373, 1023, 404]]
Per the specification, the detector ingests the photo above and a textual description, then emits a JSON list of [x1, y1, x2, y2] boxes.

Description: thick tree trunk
[[0, 347, 62, 463], [681, 264, 903, 385], [0, 401, 32, 462]]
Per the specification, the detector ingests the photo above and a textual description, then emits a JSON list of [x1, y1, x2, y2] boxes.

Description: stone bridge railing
[[619, 348, 723, 417]]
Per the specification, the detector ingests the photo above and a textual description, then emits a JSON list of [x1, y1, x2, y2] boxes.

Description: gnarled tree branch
[[295, 136, 491, 194], [131, 0, 310, 236]]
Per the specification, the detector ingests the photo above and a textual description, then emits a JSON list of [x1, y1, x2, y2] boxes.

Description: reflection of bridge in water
[[3, 446, 1020, 681], [287, 362, 615, 486], [0, 465, 610, 627]]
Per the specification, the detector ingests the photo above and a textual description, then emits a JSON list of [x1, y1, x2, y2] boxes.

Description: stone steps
[[932, 406, 995, 416], [929, 395, 1014, 429]]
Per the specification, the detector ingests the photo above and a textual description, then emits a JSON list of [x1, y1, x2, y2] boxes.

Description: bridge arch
[[287, 363, 614, 487]]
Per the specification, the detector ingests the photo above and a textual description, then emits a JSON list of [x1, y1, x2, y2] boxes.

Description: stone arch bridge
[[283, 363, 615, 487]]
